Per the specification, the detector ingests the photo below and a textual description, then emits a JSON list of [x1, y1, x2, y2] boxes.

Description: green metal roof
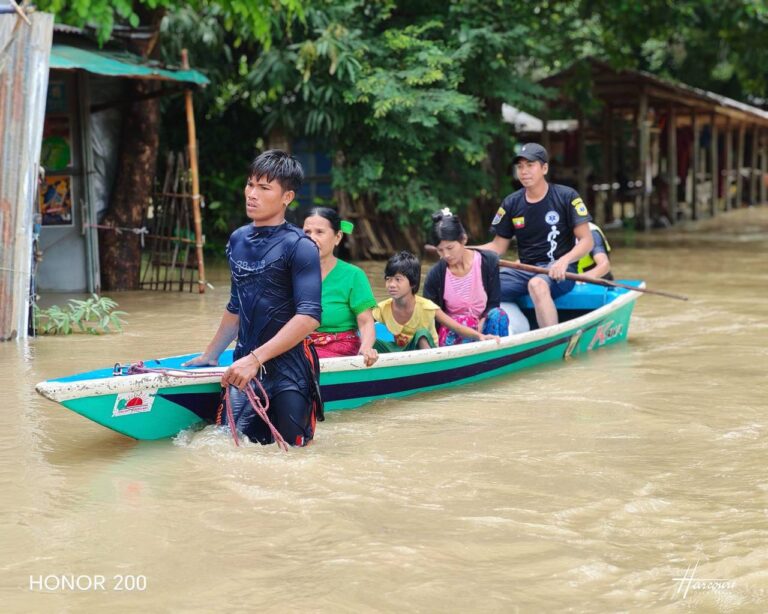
[[49, 44, 209, 86]]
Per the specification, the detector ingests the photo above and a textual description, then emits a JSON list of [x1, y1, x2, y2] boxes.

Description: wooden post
[[710, 114, 719, 217], [638, 90, 650, 230], [541, 108, 550, 152], [603, 106, 614, 223], [750, 125, 759, 205], [181, 49, 206, 294], [77, 72, 101, 293], [736, 122, 746, 208], [691, 111, 699, 220], [667, 104, 678, 224], [577, 110, 587, 200], [724, 118, 733, 211], [761, 130, 768, 205]]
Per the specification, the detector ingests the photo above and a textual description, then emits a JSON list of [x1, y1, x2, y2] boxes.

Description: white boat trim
[[35, 285, 643, 403]]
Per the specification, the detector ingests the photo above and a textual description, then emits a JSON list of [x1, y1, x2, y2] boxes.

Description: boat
[[35, 281, 644, 440]]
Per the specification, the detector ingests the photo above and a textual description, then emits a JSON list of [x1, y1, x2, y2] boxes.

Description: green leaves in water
[[33, 294, 128, 336]]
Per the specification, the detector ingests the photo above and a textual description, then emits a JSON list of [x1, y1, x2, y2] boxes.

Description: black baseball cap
[[514, 143, 548, 164]]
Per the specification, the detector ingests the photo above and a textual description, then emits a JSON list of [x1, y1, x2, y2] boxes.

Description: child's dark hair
[[384, 251, 422, 294], [248, 150, 304, 193], [431, 209, 467, 244], [305, 206, 341, 233]]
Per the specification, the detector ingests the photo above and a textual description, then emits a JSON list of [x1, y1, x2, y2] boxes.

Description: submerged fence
[[0, 11, 53, 340]]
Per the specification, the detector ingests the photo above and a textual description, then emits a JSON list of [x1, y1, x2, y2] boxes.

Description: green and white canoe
[[35, 281, 643, 440]]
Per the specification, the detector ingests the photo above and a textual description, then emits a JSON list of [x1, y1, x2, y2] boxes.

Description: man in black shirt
[[476, 143, 593, 328]]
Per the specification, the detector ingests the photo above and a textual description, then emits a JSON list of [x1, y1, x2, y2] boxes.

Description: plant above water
[[34, 295, 128, 335]]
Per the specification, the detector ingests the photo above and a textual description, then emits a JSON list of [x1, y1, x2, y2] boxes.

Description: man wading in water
[[476, 143, 593, 328], [183, 150, 323, 446]]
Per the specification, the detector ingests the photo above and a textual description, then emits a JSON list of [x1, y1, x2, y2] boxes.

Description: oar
[[497, 260, 688, 301], [423, 245, 688, 301]]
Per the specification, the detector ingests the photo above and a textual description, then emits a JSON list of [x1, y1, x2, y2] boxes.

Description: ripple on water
[[5, 226, 768, 611]]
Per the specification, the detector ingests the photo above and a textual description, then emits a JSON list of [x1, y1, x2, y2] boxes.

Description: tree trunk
[[99, 80, 160, 290], [98, 7, 164, 290], [465, 97, 510, 242]]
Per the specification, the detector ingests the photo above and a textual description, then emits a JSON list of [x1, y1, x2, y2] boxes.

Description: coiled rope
[[118, 361, 288, 451]]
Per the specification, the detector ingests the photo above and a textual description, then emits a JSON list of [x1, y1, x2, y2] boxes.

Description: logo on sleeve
[[571, 197, 589, 217], [545, 211, 560, 225], [512, 216, 525, 229], [491, 207, 506, 225]]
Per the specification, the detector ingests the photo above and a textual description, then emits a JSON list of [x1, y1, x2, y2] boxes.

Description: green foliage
[[221, 0, 556, 228], [40, 0, 768, 247], [34, 295, 128, 335], [577, 0, 768, 97], [36, 0, 307, 47]]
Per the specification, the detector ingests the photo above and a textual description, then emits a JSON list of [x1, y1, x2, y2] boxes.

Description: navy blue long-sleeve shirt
[[225, 222, 322, 397]]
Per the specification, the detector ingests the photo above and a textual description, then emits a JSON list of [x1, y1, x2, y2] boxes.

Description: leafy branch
[[34, 295, 128, 335]]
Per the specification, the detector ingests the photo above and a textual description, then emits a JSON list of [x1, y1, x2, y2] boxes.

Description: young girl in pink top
[[423, 210, 509, 346]]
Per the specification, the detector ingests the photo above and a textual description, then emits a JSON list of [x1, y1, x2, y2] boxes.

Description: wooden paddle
[[497, 259, 688, 301], [423, 245, 688, 301]]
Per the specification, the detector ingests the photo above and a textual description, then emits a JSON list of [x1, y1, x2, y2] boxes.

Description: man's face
[[515, 160, 548, 188], [243, 175, 294, 224]]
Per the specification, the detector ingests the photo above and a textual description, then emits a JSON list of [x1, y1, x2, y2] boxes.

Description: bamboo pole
[[691, 111, 699, 220], [637, 89, 650, 230], [499, 259, 688, 301], [667, 104, 677, 224], [710, 114, 718, 217], [724, 118, 733, 211], [181, 49, 206, 294], [602, 105, 613, 225], [750, 125, 758, 205], [9, 0, 32, 26], [736, 123, 745, 207], [577, 110, 587, 200], [761, 130, 767, 205]]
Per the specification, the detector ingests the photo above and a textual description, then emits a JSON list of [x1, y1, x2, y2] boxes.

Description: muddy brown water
[[2, 208, 767, 612]]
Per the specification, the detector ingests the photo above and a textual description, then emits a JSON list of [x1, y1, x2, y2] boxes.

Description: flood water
[[2, 208, 767, 612]]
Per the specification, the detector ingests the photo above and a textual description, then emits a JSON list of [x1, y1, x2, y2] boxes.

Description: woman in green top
[[303, 207, 379, 366]]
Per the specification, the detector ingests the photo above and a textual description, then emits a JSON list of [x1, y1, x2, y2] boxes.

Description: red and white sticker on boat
[[112, 390, 157, 417]]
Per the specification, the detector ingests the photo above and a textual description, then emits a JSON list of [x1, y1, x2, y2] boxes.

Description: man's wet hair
[[384, 251, 421, 294], [248, 150, 304, 193]]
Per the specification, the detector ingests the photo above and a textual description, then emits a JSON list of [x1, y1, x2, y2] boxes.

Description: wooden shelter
[[35, 30, 208, 294], [536, 59, 768, 229]]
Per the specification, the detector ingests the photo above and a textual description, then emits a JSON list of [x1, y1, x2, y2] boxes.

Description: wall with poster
[[36, 71, 90, 292]]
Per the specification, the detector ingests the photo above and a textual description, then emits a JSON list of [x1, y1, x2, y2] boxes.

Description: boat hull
[[37, 284, 642, 440]]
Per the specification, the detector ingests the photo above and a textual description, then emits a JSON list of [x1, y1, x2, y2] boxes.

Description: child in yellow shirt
[[373, 251, 499, 352]]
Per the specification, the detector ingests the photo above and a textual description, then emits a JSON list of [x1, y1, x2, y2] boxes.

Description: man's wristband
[[249, 350, 262, 367]]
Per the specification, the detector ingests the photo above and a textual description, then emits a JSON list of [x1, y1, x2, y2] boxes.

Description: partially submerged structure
[[529, 59, 768, 228], [39, 30, 208, 293], [0, 10, 208, 340]]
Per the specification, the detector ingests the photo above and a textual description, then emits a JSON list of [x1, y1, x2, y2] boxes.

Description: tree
[[37, 0, 307, 288], [199, 0, 559, 253], [158, 0, 768, 253], [41, 1, 768, 267]]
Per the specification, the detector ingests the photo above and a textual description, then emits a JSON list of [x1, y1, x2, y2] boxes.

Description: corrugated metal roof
[[49, 44, 209, 86], [52, 23, 86, 35], [543, 58, 768, 126]]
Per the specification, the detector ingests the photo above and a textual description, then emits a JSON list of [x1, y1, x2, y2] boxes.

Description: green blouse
[[318, 259, 377, 333]]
